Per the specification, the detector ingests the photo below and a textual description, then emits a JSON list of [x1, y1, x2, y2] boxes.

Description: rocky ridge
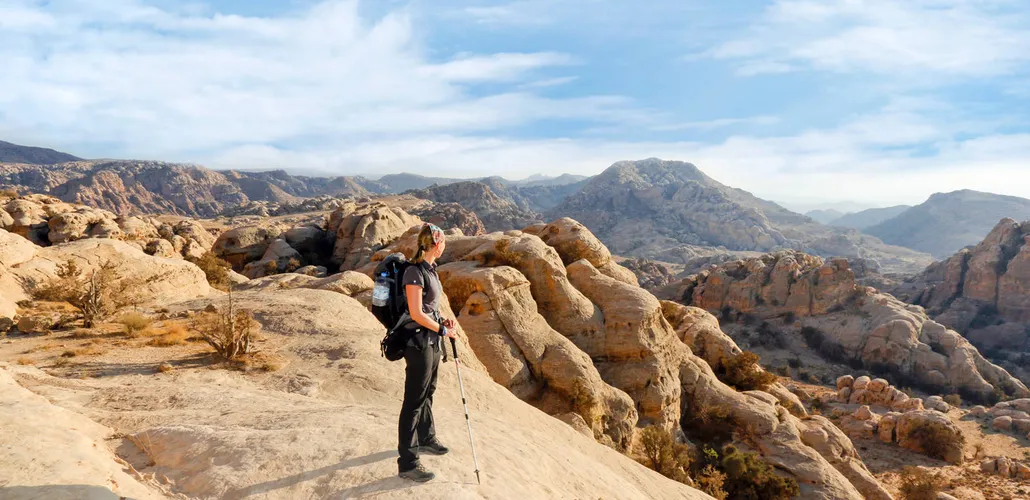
[[660, 251, 1029, 403], [548, 158, 933, 274]]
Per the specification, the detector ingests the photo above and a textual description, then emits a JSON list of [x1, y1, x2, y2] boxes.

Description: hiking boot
[[399, 464, 435, 482], [421, 440, 449, 455]]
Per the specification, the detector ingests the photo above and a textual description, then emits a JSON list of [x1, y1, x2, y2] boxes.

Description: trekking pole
[[450, 337, 481, 485]]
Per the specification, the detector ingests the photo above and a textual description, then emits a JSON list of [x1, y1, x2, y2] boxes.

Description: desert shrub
[[718, 351, 778, 392], [897, 466, 943, 500], [639, 425, 692, 483], [741, 313, 758, 326], [788, 357, 802, 369], [263, 259, 280, 276], [34, 259, 140, 328], [682, 399, 736, 445], [187, 252, 232, 291], [782, 311, 796, 325], [0, 188, 18, 199], [569, 378, 601, 432], [693, 466, 727, 499], [943, 394, 962, 407], [907, 419, 965, 463], [191, 288, 258, 361], [284, 257, 302, 273], [148, 323, 191, 347], [800, 326, 823, 349], [116, 312, 152, 336], [720, 445, 799, 500]]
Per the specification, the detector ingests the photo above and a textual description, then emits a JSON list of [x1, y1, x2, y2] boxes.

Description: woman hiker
[[397, 223, 458, 482]]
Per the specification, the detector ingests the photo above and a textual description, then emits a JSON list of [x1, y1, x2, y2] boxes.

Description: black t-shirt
[[403, 261, 442, 319]]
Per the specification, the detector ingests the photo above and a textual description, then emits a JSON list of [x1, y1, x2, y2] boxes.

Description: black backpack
[[372, 253, 428, 361]]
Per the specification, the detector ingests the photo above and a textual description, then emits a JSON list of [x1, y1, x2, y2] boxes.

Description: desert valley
[[3, 141, 1030, 499]]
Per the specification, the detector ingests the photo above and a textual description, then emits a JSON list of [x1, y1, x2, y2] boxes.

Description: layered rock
[[664, 251, 1029, 402], [408, 201, 486, 237], [981, 457, 1030, 480], [406, 180, 541, 232], [830, 375, 928, 412], [329, 202, 422, 271]]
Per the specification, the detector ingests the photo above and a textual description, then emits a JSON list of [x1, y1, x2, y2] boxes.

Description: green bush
[[907, 420, 965, 464], [943, 394, 962, 408], [720, 445, 799, 500], [639, 425, 692, 483], [718, 351, 778, 392], [188, 252, 233, 291]]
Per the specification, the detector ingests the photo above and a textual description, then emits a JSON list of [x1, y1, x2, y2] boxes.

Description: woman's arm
[[405, 284, 441, 333]]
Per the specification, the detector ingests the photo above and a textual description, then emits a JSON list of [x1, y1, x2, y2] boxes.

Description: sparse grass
[[16, 357, 34, 366], [147, 323, 191, 347], [898, 466, 944, 500], [116, 312, 153, 337], [0, 188, 19, 199]]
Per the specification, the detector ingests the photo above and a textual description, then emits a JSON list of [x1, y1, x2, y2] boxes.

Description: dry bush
[[147, 323, 191, 347], [694, 464, 728, 500], [639, 425, 692, 483], [187, 252, 233, 291], [944, 394, 962, 407], [717, 351, 778, 392], [0, 188, 18, 199], [682, 398, 736, 445], [158, 363, 174, 373], [263, 259, 279, 276], [191, 288, 257, 361], [34, 259, 140, 328], [16, 357, 34, 366], [898, 466, 943, 500], [569, 378, 601, 432], [284, 257, 302, 273], [116, 312, 152, 337], [907, 419, 965, 463]]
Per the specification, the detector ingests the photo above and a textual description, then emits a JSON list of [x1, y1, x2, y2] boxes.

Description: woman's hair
[[412, 224, 444, 264]]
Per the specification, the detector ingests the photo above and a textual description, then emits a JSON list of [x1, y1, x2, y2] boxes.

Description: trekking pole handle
[[450, 337, 458, 360]]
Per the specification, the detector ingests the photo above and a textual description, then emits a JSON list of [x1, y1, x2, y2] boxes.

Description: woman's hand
[[442, 318, 458, 338]]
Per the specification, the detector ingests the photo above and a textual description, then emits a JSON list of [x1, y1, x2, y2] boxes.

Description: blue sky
[[1, 0, 1028, 210]]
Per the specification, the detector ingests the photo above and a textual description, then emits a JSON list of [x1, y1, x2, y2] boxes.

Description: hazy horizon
[[2, 1, 1028, 208]]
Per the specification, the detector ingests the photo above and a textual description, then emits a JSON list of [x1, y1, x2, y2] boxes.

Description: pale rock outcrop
[[666, 251, 1029, 402], [980, 456, 1030, 480], [212, 225, 282, 270], [896, 411, 965, 464], [834, 374, 924, 412], [11, 239, 212, 306], [527, 217, 638, 286], [0, 367, 162, 499], [329, 203, 421, 271], [242, 238, 303, 279]]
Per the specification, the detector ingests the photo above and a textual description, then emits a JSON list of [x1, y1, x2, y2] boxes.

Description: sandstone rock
[[304, 272, 374, 297], [853, 376, 871, 391], [896, 411, 965, 464], [144, 238, 177, 259], [925, 395, 950, 413], [284, 224, 325, 254], [894, 397, 925, 412], [838, 387, 853, 402], [969, 405, 987, 417], [330, 204, 420, 271], [867, 378, 889, 393], [408, 201, 486, 237], [855, 406, 874, 421], [12, 239, 212, 307], [1012, 418, 1030, 434], [294, 265, 327, 278], [533, 218, 638, 286], [0, 228, 35, 267], [878, 413, 898, 443], [212, 225, 281, 270], [17, 314, 58, 334], [993, 416, 1013, 431], [407, 180, 541, 233], [797, 415, 893, 500]]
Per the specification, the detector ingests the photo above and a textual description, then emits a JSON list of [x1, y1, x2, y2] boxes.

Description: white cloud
[[709, 0, 1030, 77], [0, 0, 633, 158]]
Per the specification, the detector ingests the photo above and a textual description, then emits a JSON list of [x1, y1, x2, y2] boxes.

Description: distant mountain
[[806, 209, 847, 225], [0, 140, 82, 165], [0, 160, 373, 217], [548, 158, 932, 273], [405, 181, 542, 232], [512, 173, 589, 188], [830, 205, 911, 230], [864, 190, 1030, 258], [374, 173, 464, 193]]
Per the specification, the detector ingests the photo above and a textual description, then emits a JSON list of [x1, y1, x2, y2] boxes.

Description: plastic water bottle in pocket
[[372, 274, 391, 307]]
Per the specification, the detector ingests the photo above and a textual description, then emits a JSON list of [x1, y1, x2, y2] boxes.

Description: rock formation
[[0, 194, 215, 260], [358, 217, 894, 499], [663, 251, 1029, 403]]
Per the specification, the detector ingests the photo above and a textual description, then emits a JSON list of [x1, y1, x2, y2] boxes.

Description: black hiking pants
[[397, 336, 441, 472]]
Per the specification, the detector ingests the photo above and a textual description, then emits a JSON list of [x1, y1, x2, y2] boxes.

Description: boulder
[[896, 411, 965, 464], [925, 395, 950, 413], [144, 239, 177, 259], [304, 272, 374, 297], [330, 204, 420, 271], [294, 265, 327, 278], [993, 416, 1013, 432], [0, 228, 36, 267], [853, 376, 871, 391], [212, 225, 281, 270], [532, 218, 638, 286]]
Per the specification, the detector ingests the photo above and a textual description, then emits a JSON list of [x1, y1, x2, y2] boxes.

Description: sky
[[1, 0, 1028, 210]]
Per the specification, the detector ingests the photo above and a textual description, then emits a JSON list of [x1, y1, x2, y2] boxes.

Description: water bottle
[[372, 272, 391, 307]]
